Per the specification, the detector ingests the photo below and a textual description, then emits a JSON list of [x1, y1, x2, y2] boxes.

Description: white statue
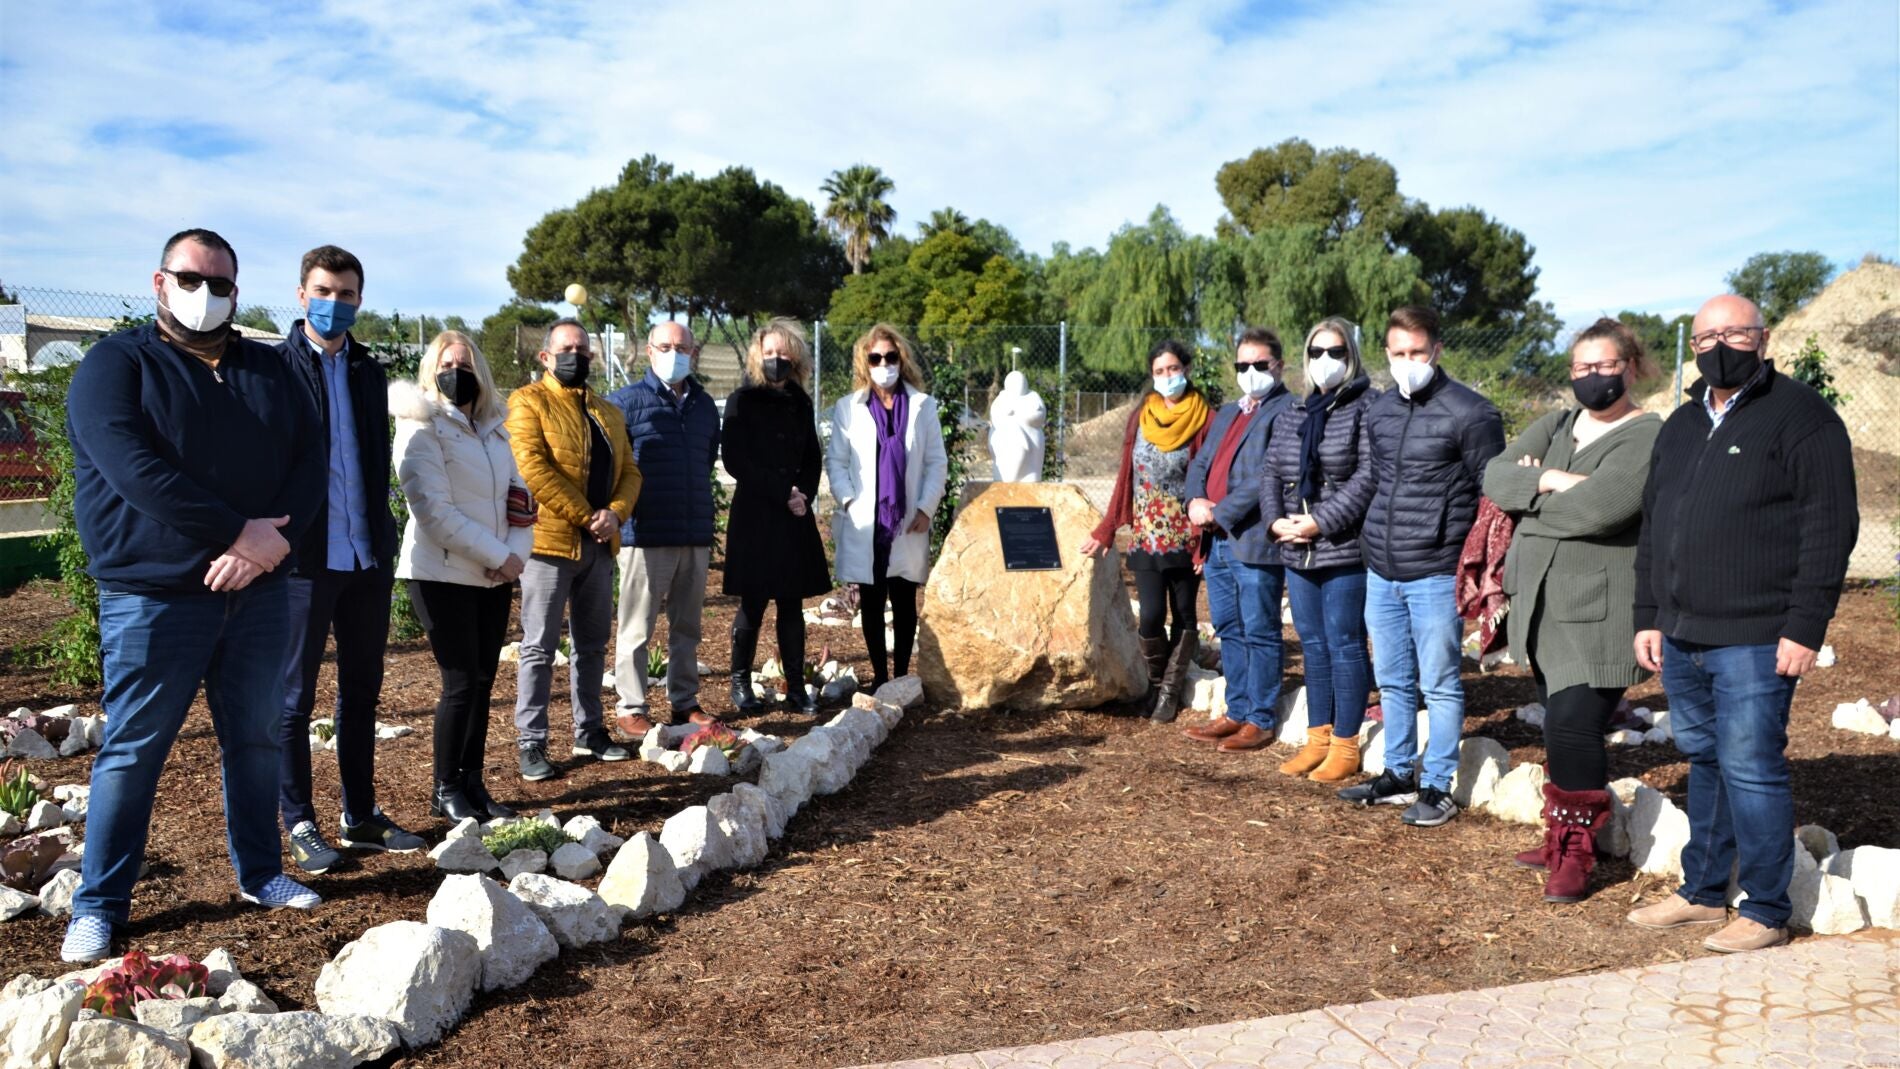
[[988, 370, 1046, 482]]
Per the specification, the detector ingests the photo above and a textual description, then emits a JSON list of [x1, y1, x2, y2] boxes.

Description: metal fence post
[[1056, 320, 1068, 463], [812, 320, 823, 429], [1674, 320, 1685, 408]]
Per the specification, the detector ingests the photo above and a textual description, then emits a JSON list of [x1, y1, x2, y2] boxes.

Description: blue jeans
[[1287, 564, 1370, 739], [279, 566, 392, 830], [1365, 571, 1464, 790], [1663, 638, 1799, 928], [1203, 537, 1283, 730], [75, 583, 291, 925]]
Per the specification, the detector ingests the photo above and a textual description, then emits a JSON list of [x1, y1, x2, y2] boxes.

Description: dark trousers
[[1532, 667, 1624, 791], [411, 580, 514, 785], [1133, 566, 1199, 643], [737, 593, 806, 681], [279, 566, 393, 830], [858, 575, 919, 681]]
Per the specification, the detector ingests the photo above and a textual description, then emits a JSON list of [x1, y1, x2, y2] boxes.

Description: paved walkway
[[860, 929, 1900, 1069]]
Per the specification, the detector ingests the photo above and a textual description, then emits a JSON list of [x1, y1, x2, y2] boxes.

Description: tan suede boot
[[1307, 733, 1363, 783], [1277, 724, 1333, 775]]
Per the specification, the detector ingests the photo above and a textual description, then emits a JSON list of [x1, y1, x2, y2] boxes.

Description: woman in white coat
[[827, 324, 948, 692], [392, 331, 534, 824]]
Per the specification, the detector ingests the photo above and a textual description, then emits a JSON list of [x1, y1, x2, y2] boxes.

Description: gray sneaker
[[339, 808, 427, 852], [1402, 786, 1460, 827], [518, 743, 557, 781], [1336, 769, 1418, 807], [573, 728, 631, 762], [287, 821, 342, 874]]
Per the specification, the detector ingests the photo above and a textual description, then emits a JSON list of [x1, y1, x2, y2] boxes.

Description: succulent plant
[[0, 713, 69, 744], [481, 820, 572, 860], [646, 646, 668, 679], [82, 950, 209, 1019], [680, 724, 746, 762], [311, 722, 336, 743], [0, 831, 71, 892], [0, 759, 40, 818]]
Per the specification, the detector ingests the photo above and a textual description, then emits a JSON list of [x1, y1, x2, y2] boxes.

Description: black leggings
[[1533, 667, 1624, 791], [736, 593, 806, 679], [1133, 566, 1199, 643], [411, 580, 514, 784], [858, 576, 918, 681]]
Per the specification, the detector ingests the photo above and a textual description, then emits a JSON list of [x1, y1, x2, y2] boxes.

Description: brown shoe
[[615, 712, 655, 738], [1217, 723, 1276, 752], [1277, 724, 1334, 775], [1307, 733, 1363, 784], [1626, 893, 1727, 930], [684, 707, 718, 726], [1703, 916, 1790, 954], [1184, 716, 1244, 742]]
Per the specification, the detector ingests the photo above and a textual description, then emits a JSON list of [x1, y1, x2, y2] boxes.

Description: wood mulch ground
[[0, 574, 1894, 1068]]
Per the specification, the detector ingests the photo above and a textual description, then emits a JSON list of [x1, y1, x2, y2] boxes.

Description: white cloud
[[2, 0, 1894, 326]]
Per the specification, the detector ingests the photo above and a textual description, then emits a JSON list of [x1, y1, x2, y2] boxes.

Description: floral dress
[[1127, 434, 1194, 570]]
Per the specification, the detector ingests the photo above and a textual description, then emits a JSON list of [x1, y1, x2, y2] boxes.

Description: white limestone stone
[[1601, 778, 1643, 859], [425, 873, 559, 992], [23, 800, 62, 833], [496, 848, 546, 882], [1514, 702, 1546, 728], [0, 811, 19, 836], [429, 834, 500, 874], [1275, 687, 1309, 743], [562, 816, 625, 858], [1606, 728, 1645, 747], [1, 974, 51, 1001], [36, 868, 81, 917], [708, 791, 768, 870], [504, 873, 618, 949], [6, 728, 57, 760], [0, 885, 42, 921], [1641, 726, 1672, 746], [1791, 868, 1869, 935], [186, 1011, 401, 1069], [818, 673, 859, 705], [132, 995, 224, 1038], [0, 979, 82, 1069], [57, 1015, 190, 1069], [215, 980, 277, 1015], [596, 832, 685, 921], [549, 842, 602, 880], [1449, 737, 1510, 810], [1358, 722, 1385, 775], [1815, 644, 1835, 667], [1484, 762, 1548, 826], [686, 745, 731, 776], [444, 816, 483, 842], [532, 808, 560, 829], [198, 949, 240, 997], [872, 674, 924, 710], [810, 723, 871, 778], [658, 805, 732, 890], [1831, 699, 1888, 736], [1795, 824, 1840, 864], [1827, 845, 1900, 929], [41, 705, 75, 720], [653, 750, 690, 773], [758, 747, 817, 814], [1626, 785, 1691, 879], [791, 731, 850, 797], [734, 781, 790, 841], [57, 730, 89, 758], [1891, 717, 1900, 742], [314, 920, 480, 1047], [831, 707, 888, 749]]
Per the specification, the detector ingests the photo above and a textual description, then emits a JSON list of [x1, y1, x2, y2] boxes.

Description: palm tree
[[821, 164, 896, 275], [920, 207, 972, 239]]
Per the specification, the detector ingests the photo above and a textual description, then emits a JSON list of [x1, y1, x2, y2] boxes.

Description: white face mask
[[1237, 365, 1278, 398], [162, 277, 233, 332], [870, 365, 901, 390], [651, 349, 692, 385], [1390, 357, 1437, 399], [1307, 355, 1348, 393]]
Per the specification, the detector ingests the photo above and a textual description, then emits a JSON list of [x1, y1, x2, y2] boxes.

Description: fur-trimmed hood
[[388, 377, 444, 423]]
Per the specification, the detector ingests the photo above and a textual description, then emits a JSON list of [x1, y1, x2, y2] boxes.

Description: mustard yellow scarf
[[1139, 389, 1209, 451]]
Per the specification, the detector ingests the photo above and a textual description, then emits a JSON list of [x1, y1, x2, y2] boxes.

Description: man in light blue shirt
[[274, 245, 422, 874]]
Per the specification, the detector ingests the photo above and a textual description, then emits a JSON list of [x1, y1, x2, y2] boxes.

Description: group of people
[[52, 227, 1858, 967], [55, 228, 947, 963], [1088, 300, 1856, 953]]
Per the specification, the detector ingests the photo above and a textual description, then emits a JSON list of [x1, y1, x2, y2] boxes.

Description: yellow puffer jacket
[[507, 375, 642, 560]]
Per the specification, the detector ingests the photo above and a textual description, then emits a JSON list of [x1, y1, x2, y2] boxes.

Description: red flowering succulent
[[81, 950, 209, 1019]]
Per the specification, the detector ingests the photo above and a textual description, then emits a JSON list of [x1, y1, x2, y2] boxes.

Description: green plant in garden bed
[[482, 820, 572, 859], [647, 646, 667, 680], [680, 723, 745, 762], [312, 721, 336, 743], [0, 759, 40, 818], [81, 950, 209, 1019]]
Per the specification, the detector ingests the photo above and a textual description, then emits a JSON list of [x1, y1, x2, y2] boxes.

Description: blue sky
[[3, 0, 1895, 326]]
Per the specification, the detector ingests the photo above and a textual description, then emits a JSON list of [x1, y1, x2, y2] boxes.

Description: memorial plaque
[[995, 505, 1062, 571]]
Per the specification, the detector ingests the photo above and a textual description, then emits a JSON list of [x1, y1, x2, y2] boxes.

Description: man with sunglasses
[[607, 320, 720, 734], [59, 229, 327, 961], [269, 245, 422, 876], [1626, 293, 1856, 953]]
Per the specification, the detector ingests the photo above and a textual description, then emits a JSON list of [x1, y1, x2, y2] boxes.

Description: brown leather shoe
[[615, 712, 655, 738], [684, 707, 718, 726], [1703, 916, 1790, 954], [1183, 716, 1244, 742], [1217, 723, 1276, 752], [1626, 893, 1727, 930]]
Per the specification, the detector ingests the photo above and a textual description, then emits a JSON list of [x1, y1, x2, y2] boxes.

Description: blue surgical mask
[[1154, 373, 1188, 399], [652, 350, 692, 385], [305, 298, 357, 340]]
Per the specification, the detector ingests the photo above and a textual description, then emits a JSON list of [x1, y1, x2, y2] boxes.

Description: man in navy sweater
[[1626, 293, 1858, 953], [60, 229, 326, 961], [608, 320, 722, 733], [273, 246, 422, 876]]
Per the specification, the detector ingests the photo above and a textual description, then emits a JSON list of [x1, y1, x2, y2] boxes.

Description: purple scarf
[[871, 388, 910, 577]]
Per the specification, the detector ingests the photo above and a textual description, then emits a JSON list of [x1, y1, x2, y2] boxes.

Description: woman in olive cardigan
[[1482, 318, 1662, 905]]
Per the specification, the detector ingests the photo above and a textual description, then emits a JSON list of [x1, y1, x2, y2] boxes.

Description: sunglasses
[[866, 350, 902, 367], [1306, 345, 1348, 360], [1233, 360, 1280, 374], [162, 269, 236, 298]]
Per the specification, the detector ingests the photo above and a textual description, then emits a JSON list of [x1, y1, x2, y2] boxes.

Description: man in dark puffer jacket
[[608, 321, 722, 732], [1338, 306, 1504, 827]]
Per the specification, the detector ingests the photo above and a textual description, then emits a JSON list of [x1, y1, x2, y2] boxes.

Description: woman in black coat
[[721, 318, 833, 715]]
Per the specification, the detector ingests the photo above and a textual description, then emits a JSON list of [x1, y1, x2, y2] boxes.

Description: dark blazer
[[1262, 376, 1379, 571], [719, 382, 831, 600], [1184, 383, 1294, 566], [1361, 367, 1504, 581], [275, 323, 399, 573], [67, 324, 325, 593], [608, 370, 721, 548]]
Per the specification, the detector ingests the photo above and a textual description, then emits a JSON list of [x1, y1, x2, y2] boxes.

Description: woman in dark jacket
[[721, 318, 832, 715], [1079, 338, 1212, 723], [1263, 317, 1380, 782], [1482, 317, 1661, 904]]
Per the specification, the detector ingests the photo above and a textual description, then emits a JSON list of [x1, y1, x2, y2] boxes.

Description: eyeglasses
[[650, 343, 691, 354], [866, 350, 902, 367], [1688, 326, 1764, 353], [1307, 345, 1348, 360], [1569, 359, 1626, 378], [161, 269, 236, 298], [1233, 360, 1281, 374]]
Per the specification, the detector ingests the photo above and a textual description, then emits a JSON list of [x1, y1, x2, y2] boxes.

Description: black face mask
[[760, 357, 792, 385], [551, 350, 590, 387], [1696, 341, 1761, 390], [1570, 371, 1626, 412], [436, 367, 480, 407]]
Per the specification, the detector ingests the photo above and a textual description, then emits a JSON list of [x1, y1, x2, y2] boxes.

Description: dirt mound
[[1063, 399, 1137, 476], [1768, 262, 1900, 439]]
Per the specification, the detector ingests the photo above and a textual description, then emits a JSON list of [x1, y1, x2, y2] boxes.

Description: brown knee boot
[[1278, 724, 1333, 775], [1307, 732, 1363, 783]]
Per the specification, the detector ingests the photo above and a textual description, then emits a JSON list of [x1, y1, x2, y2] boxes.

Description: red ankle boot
[[1542, 784, 1613, 904]]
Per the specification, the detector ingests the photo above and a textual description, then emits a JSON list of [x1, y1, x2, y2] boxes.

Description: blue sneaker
[[60, 916, 115, 963], [240, 875, 321, 910]]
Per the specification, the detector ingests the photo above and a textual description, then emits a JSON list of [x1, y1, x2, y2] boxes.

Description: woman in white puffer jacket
[[392, 331, 534, 825]]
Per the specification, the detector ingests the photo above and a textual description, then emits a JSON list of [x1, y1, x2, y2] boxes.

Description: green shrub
[[17, 363, 100, 687], [482, 820, 572, 859], [0, 759, 39, 818]]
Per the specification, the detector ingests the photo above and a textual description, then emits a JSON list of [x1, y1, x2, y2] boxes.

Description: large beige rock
[[57, 1016, 189, 1069], [185, 1012, 400, 1069], [917, 482, 1145, 711]]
